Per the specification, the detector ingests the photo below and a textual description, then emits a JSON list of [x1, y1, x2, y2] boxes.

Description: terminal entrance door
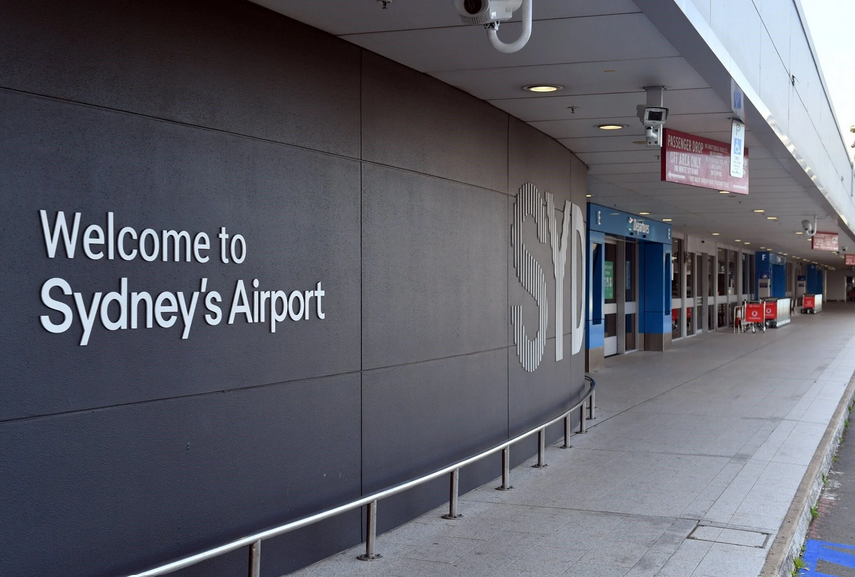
[[604, 239, 617, 356], [707, 254, 715, 331], [686, 251, 696, 336], [604, 237, 639, 357]]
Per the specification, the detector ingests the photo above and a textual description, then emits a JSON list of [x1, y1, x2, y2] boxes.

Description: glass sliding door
[[604, 239, 618, 356]]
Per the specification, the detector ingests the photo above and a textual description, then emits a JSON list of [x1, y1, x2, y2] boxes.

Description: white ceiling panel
[[434, 57, 708, 101], [343, 14, 680, 73], [249, 0, 851, 265], [491, 86, 726, 124], [576, 150, 661, 165], [251, 0, 642, 36], [588, 163, 660, 176], [559, 135, 649, 153]]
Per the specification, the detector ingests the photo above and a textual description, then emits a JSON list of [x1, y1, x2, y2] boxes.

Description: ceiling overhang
[[251, 0, 852, 268]]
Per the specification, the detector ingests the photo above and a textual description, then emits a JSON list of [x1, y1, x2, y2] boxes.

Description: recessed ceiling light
[[753, 209, 765, 213], [796, 231, 803, 235], [782, 253, 788, 256], [760, 247, 766, 250], [632, 140, 648, 145], [523, 84, 564, 93], [597, 124, 627, 130], [744, 242, 751, 245], [639, 211, 650, 215], [662, 218, 672, 222], [767, 216, 778, 220], [734, 239, 741, 242], [711, 232, 720, 236], [586, 194, 592, 198], [719, 190, 730, 194]]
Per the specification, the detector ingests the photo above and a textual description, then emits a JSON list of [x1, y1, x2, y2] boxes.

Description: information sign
[[812, 232, 839, 252], [845, 254, 855, 266], [604, 261, 614, 300], [661, 129, 749, 194], [731, 80, 745, 121], [730, 120, 745, 178]]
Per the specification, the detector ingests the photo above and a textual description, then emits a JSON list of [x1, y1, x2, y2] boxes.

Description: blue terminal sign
[[588, 204, 672, 244], [757, 251, 786, 266]]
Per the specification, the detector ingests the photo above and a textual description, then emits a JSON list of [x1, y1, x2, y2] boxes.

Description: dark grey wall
[[0, 1, 587, 576]]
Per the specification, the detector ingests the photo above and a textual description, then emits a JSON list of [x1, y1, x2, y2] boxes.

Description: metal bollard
[[561, 414, 572, 448], [248, 539, 261, 577], [532, 428, 547, 468], [442, 468, 462, 519], [496, 446, 513, 490], [357, 500, 382, 560], [578, 404, 587, 433], [588, 391, 596, 420]]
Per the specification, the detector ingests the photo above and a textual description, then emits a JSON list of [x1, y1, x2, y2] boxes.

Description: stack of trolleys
[[744, 301, 766, 333]]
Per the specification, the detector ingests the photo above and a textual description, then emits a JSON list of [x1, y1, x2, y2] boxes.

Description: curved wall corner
[[0, 1, 588, 575]]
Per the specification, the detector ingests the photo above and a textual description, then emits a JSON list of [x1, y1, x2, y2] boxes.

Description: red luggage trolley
[[744, 301, 766, 333], [764, 300, 778, 328]]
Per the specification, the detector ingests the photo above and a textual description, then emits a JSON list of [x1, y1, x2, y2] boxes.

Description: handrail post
[[442, 468, 462, 519], [496, 446, 513, 490], [532, 428, 547, 468], [588, 390, 596, 420], [561, 414, 572, 448], [248, 539, 261, 577], [578, 403, 587, 433], [357, 500, 381, 561]]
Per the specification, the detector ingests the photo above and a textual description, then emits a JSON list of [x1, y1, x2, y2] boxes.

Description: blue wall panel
[[643, 243, 671, 335], [586, 230, 605, 350], [807, 264, 824, 294]]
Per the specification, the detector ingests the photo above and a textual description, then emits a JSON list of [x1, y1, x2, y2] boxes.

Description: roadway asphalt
[[801, 409, 855, 577]]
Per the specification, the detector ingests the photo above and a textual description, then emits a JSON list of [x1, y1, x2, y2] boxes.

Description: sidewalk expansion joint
[[689, 522, 771, 549]]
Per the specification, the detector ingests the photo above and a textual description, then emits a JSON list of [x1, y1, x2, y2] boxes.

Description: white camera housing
[[641, 106, 669, 127], [802, 219, 816, 237], [453, 0, 522, 25], [637, 105, 669, 147], [645, 126, 661, 147]]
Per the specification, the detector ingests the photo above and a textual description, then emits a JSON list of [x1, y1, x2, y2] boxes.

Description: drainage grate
[[688, 523, 770, 548]]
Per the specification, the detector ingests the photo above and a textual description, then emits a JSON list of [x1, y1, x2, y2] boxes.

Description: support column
[[643, 242, 671, 351]]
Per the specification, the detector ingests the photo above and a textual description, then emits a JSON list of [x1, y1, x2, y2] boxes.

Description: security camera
[[642, 106, 669, 126], [637, 105, 669, 147], [645, 126, 660, 147], [453, 0, 522, 26], [801, 218, 816, 237]]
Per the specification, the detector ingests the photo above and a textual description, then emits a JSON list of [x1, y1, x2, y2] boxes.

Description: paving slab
[[287, 303, 855, 577]]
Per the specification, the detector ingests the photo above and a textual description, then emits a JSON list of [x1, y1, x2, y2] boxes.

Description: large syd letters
[[511, 184, 585, 372]]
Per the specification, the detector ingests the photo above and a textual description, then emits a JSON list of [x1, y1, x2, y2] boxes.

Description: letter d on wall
[[570, 202, 585, 355]]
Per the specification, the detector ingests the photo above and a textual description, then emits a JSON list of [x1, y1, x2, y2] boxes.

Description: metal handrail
[[127, 375, 596, 576]]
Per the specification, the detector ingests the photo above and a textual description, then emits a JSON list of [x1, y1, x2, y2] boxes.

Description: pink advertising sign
[[661, 129, 750, 195], [812, 232, 839, 252], [845, 254, 855, 266]]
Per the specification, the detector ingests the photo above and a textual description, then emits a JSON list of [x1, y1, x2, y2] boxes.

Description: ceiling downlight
[[523, 84, 564, 93]]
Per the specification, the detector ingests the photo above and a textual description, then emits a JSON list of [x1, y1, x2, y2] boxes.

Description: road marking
[[802, 539, 855, 576]]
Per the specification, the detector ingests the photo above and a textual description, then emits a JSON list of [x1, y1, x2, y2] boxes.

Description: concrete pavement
[[288, 303, 855, 577]]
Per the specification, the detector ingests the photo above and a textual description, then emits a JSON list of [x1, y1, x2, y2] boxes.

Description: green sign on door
[[604, 261, 614, 300]]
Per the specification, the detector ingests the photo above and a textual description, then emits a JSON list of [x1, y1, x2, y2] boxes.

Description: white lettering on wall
[[511, 183, 549, 373], [570, 202, 586, 355], [510, 185, 586, 372], [37, 210, 327, 346], [546, 192, 570, 362]]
